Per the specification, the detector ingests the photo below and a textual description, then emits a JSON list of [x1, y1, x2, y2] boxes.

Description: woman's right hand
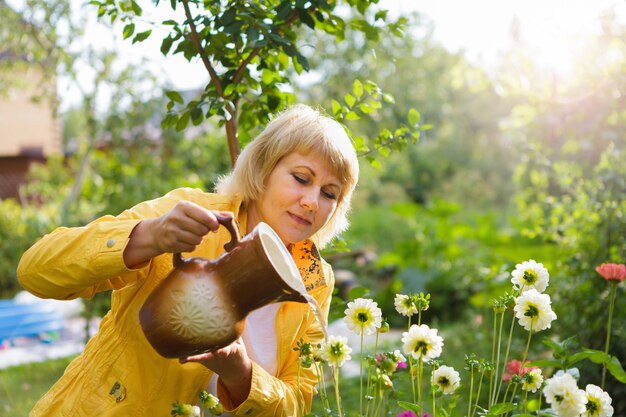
[[123, 201, 229, 268]]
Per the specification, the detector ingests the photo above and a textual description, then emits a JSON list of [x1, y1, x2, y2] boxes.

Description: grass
[[0, 355, 76, 417]]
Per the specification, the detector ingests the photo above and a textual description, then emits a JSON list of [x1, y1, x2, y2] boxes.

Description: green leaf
[[606, 356, 626, 382], [295, 52, 309, 71], [132, 30, 151, 44], [353, 79, 363, 99], [382, 93, 395, 103], [397, 401, 421, 413], [175, 111, 190, 131], [223, 83, 236, 97], [358, 103, 373, 114], [123, 23, 135, 40], [345, 111, 360, 121], [261, 69, 274, 84], [190, 107, 203, 125], [276, 0, 291, 20], [583, 348, 610, 364], [131, 0, 142, 15], [331, 99, 342, 116], [526, 359, 562, 368], [344, 93, 355, 108], [489, 402, 517, 414], [160, 37, 174, 55], [408, 108, 420, 126], [166, 91, 184, 104], [299, 9, 315, 29]]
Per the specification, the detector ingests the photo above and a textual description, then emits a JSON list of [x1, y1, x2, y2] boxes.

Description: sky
[[150, 0, 625, 87]]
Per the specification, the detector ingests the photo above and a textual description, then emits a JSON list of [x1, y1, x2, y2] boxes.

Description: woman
[[17, 104, 359, 416]]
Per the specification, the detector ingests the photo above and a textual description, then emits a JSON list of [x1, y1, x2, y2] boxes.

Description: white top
[[206, 303, 280, 412]]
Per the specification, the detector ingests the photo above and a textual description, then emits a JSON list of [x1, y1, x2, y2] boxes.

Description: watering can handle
[[173, 212, 241, 267]]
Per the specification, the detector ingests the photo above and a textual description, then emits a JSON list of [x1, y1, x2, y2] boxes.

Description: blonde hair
[[215, 104, 359, 247]]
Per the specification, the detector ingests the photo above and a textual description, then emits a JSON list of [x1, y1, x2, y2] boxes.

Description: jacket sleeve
[[218, 264, 335, 416], [16, 189, 193, 300]]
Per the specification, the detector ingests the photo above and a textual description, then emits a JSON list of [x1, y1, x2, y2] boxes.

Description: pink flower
[[596, 263, 626, 282], [397, 361, 407, 369], [502, 360, 538, 382], [396, 412, 431, 417]]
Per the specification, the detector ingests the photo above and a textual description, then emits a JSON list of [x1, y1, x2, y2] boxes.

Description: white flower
[[344, 298, 383, 335], [394, 294, 418, 317], [514, 289, 557, 332], [401, 324, 444, 362], [432, 365, 460, 395], [511, 259, 549, 292], [321, 335, 352, 367], [543, 373, 587, 417], [521, 368, 544, 393], [190, 406, 201, 417], [583, 384, 614, 417]]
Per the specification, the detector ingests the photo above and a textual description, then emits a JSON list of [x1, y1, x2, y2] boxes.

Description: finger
[[180, 352, 215, 363]]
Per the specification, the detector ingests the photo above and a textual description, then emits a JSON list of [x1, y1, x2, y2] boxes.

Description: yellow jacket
[[18, 188, 334, 416]]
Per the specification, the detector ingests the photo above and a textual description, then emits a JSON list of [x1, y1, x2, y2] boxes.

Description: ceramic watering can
[[139, 213, 309, 359]]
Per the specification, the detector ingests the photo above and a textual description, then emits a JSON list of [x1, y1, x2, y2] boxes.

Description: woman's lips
[[289, 212, 312, 225]]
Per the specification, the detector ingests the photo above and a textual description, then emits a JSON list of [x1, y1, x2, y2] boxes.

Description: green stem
[[432, 373, 437, 417], [602, 283, 617, 390], [488, 310, 501, 407], [333, 365, 344, 417], [467, 369, 474, 417], [495, 312, 516, 402], [502, 381, 513, 405], [418, 359, 424, 414], [360, 330, 364, 417], [472, 370, 485, 417], [365, 333, 380, 417], [317, 362, 331, 416], [374, 388, 383, 417]]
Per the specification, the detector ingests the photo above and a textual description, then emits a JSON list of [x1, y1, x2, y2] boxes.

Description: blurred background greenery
[[0, 0, 625, 415]]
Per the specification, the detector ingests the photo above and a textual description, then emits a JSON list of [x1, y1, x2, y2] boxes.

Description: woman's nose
[[300, 190, 319, 211]]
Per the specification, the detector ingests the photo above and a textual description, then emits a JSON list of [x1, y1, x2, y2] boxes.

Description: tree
[[93, 0, 417, 166]]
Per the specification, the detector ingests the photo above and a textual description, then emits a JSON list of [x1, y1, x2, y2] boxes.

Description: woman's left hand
[[180, 338, 252, 406]]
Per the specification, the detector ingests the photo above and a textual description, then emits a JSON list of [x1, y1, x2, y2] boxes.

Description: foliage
[[91, 0, 410, 164]]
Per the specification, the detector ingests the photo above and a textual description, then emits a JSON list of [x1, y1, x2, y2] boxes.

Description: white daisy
[[401, 324, 444, 362], [190, 406, 201, 417], [514, 289, 557, 332], [394, 294, 418, 316], [343, 298, 383, 335], [521, 368, 544, 393], [321, 335, 352, 367], [432, 365, 460, 395], [543, 373, 587, 417], [511, 259, 549, 292], [583, 384, 614, 417]]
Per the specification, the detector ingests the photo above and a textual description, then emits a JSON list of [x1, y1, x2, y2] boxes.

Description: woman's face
[[248, 151, 342, 246]]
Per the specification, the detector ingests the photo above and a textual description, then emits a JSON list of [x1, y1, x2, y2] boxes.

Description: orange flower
[[595, 263, 626, 282]]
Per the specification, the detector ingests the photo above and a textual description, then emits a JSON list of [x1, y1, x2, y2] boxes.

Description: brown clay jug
[[139, 213, 309, 358]]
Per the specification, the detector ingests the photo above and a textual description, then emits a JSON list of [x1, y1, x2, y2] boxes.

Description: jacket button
[[106, 239, 116, 248]]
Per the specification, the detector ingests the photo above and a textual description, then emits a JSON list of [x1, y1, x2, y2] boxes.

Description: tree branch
[[180, 0, 225, 99]]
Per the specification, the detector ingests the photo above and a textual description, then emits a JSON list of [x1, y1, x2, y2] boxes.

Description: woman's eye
[[293, 174, 307, 184], [322, 189, 337, 200]]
